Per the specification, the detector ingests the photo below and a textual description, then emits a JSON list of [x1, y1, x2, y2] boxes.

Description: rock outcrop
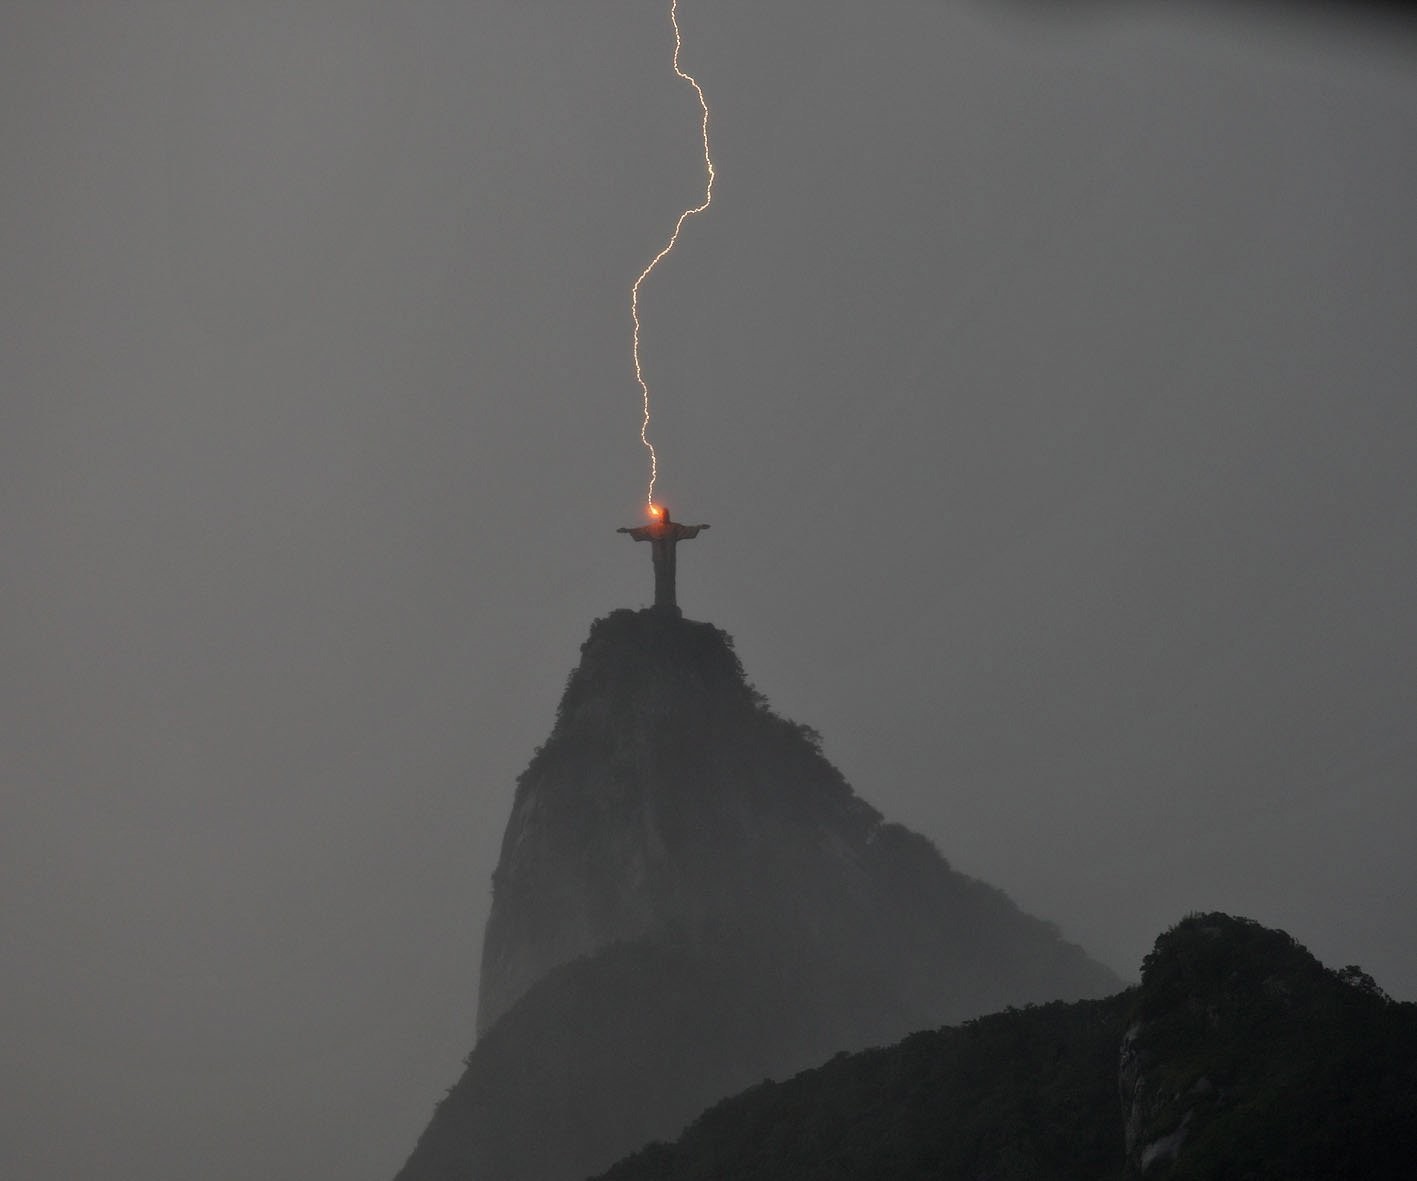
[[395, 608, 1120, 1181], [477, 609, 1116, 1036], [1118, 913, 1414, 1178]]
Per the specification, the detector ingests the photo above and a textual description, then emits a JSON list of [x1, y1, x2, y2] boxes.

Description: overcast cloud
[[4, 3, 1415, 1179]]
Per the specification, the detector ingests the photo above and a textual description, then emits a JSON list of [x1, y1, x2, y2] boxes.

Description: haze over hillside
[[594, 913, 1417, 1181], [394, 609, 1119, 1181]]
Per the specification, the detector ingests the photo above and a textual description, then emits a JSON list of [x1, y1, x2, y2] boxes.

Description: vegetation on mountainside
[[1127, 914, 1417, 1179], [594, 914, 1417, 1181], [596, 998, 1131, 1181]]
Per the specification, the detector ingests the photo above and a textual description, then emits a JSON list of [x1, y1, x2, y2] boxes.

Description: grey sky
[[4, 3, 1415, 1179]]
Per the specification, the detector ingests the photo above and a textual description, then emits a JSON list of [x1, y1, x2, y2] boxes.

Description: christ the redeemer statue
[[618, 507, 709, 614]]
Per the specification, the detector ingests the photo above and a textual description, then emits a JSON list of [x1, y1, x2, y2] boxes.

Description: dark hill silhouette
[[393, 609, 1119, 1181], [594, 914, 1417, 1181]]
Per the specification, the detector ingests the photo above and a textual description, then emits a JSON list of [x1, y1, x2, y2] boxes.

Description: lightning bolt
[[631, 0, 716, 510]]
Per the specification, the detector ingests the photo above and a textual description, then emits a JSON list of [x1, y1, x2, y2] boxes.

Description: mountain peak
[[548, 608, 762, 736], [477, 608, 875, 1033], [400, 610, 1120, 1181]]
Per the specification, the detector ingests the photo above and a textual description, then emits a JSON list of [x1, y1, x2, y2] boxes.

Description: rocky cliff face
[[476, 608, 881, 1033], [1117, 913, 1414, 1179], [477, 609, 1116, 1036], [397, 608, 1120, 1181]]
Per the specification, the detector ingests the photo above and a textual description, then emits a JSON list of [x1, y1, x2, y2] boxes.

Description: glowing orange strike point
[[631, 0, 716, 510], [618, 504, 710, 613]]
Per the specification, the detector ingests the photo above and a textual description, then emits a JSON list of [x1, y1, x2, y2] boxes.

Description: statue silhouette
[[618, 507, 709, 614]]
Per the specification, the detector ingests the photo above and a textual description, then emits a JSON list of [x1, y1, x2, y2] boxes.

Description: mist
[[4, 3, 1415, 1179]]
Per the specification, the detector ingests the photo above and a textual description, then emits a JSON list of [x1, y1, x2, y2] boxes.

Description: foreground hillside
[[595, 913, 1417, 1181]]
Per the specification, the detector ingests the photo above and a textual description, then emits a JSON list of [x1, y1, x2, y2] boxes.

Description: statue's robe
[[618, 513, 709, 612]]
